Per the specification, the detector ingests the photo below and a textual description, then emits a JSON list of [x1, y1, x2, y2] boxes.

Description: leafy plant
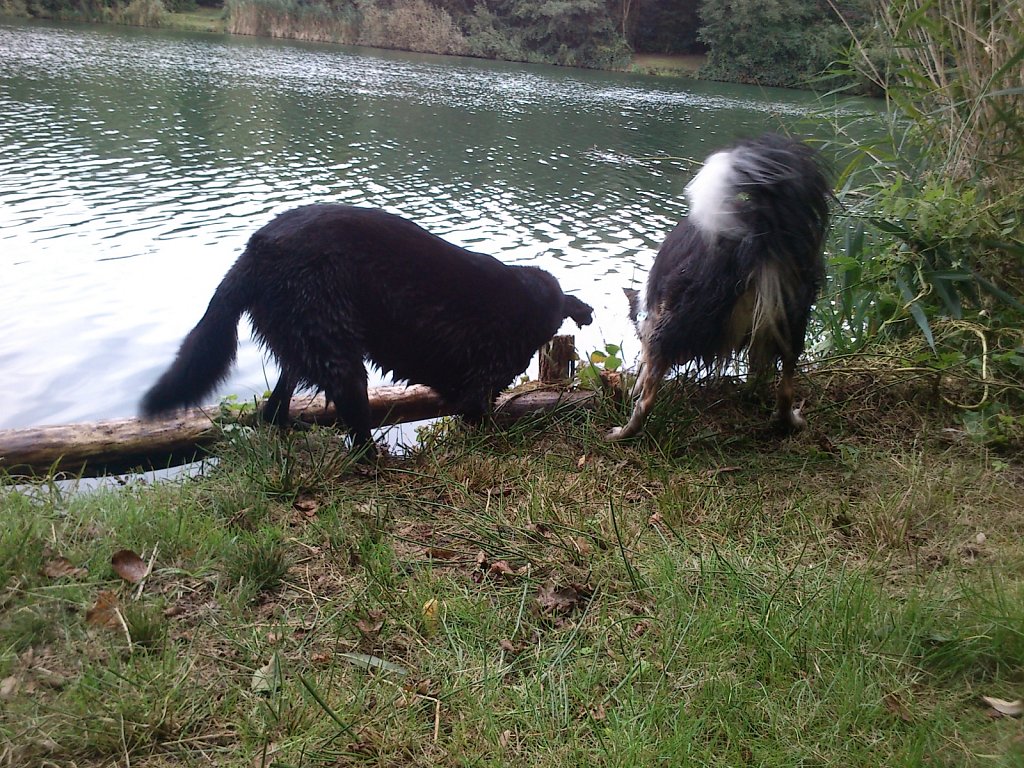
[[578, 342, 623, 390]]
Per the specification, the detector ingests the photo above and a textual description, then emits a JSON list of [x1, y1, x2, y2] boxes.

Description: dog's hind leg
[[605, 354, 668, 441], [262, 369, 297, 427], [775, 357, 806, 431]]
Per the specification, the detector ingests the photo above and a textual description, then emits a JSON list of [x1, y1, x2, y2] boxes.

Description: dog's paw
[[782, 403, 807, 431], [605, 426, 627, 442]]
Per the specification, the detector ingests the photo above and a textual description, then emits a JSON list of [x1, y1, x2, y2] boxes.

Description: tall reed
[[225, 0, 357, 44]]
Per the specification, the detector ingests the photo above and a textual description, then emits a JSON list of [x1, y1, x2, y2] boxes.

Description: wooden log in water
[[0, 383, 601, 479]]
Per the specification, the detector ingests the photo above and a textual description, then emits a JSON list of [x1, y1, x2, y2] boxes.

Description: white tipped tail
[[685, 149, 745, 240]]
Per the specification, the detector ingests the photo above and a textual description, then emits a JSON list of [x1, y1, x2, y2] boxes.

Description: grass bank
[[2, 359, 1023, 766]]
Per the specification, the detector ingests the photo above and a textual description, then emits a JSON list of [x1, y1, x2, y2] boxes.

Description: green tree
[[698, 0, 851, 87], [628, 0, 701, 54]]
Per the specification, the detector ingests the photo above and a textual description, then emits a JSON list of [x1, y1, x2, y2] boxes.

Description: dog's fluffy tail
[[140, 263, 251, 417]]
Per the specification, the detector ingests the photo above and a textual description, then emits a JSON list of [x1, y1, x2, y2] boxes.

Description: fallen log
[[0, 383, 601, 479]]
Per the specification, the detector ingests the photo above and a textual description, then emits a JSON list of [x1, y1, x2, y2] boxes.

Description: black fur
[[141, 204, 593, 449], [608, 134, 831, 441]]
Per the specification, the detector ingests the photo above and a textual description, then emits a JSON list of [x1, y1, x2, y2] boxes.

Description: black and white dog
[[607, 134, 831, 441], [142, 204, 593, 451]]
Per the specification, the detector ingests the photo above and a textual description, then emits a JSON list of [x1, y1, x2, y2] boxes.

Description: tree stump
[[539, 335, 577, 384]]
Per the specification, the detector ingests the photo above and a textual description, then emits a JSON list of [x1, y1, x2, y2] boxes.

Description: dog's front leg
[[605, 356, 666, 441]]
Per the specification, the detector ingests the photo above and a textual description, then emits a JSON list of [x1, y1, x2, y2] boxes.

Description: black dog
[[607, 134, 831, 441], [141, 204, 594, 450]]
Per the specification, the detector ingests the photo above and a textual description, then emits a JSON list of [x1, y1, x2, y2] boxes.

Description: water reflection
[[0, 19, 874, 430]]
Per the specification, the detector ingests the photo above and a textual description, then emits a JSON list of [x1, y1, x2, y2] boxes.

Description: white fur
[[685, 149, 746, 240]]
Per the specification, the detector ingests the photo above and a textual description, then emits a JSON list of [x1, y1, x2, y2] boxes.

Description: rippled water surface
[[0, 19, 865, 430]]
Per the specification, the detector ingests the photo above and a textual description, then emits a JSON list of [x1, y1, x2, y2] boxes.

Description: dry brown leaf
[[631, 620, 651, 638], [536, 581, 591, 616], [356, 610, 385, 636], [310, 651, 332, 665], [0, 676, 19, 700], [981, 696, 1024, 717], [425, 547, 457, 560], [293, 495, 319, 519], [251, 655, 281, 694], [40, 557, 88, 580], [703, 466, 741, 478], [86, 590, 122, 629], [883, 692, 914, 722], [111, 549, 148, 583], [488, 560, 515, 578], [499, 638, 524, 654]]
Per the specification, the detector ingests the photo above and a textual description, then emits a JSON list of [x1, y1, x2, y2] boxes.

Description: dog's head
[[562, 294, 594, 328]]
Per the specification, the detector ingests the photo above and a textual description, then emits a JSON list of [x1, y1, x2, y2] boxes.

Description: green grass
[[164, 7, 227, 34], [630, 53, 705, 76], [2, 367, 1023, 766]]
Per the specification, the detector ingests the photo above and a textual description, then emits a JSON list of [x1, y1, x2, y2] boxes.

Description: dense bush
[[698, 0, 866, 87], [225, 0, 357, 43], [357, 0, 467, 55], [820, 0, 1024, 441]]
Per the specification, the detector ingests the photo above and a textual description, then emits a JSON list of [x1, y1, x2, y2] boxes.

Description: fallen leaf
[[488, 560, 515, 578], [86, 590, 122, 629], [421, 598, 439, 636], [40, 557, 88, 580], [310, 651, 332, 665], [425, 547, 457, 560], [405, 678, 433, 696], [524, 522, 551, 538], [337, 652, 409, 676], [293, 495, 319, 518], [0, 676, 19, 700], [703, 466, 741, 478], [356, 610, 385, 636], [498, 638, 523, 654], [883, 692, 914, 722], [251, 655, 281, 694], [981, 696, 1024, 717], [536, 581, 591, 616], [572, 536, 593, 556], [631, 620, 651, 638], [111, 549, 148, 583]]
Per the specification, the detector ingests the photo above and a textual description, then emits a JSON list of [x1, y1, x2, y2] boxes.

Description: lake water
[[0, 18, 869, 431]]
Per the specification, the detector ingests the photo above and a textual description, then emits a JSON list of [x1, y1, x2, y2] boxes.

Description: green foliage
[[357, 0, 467, 55], [578, 342, 623, 390], [627, 0, 702, 55], [225, 0, 358, 43], [698, 0, 866, 87]]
